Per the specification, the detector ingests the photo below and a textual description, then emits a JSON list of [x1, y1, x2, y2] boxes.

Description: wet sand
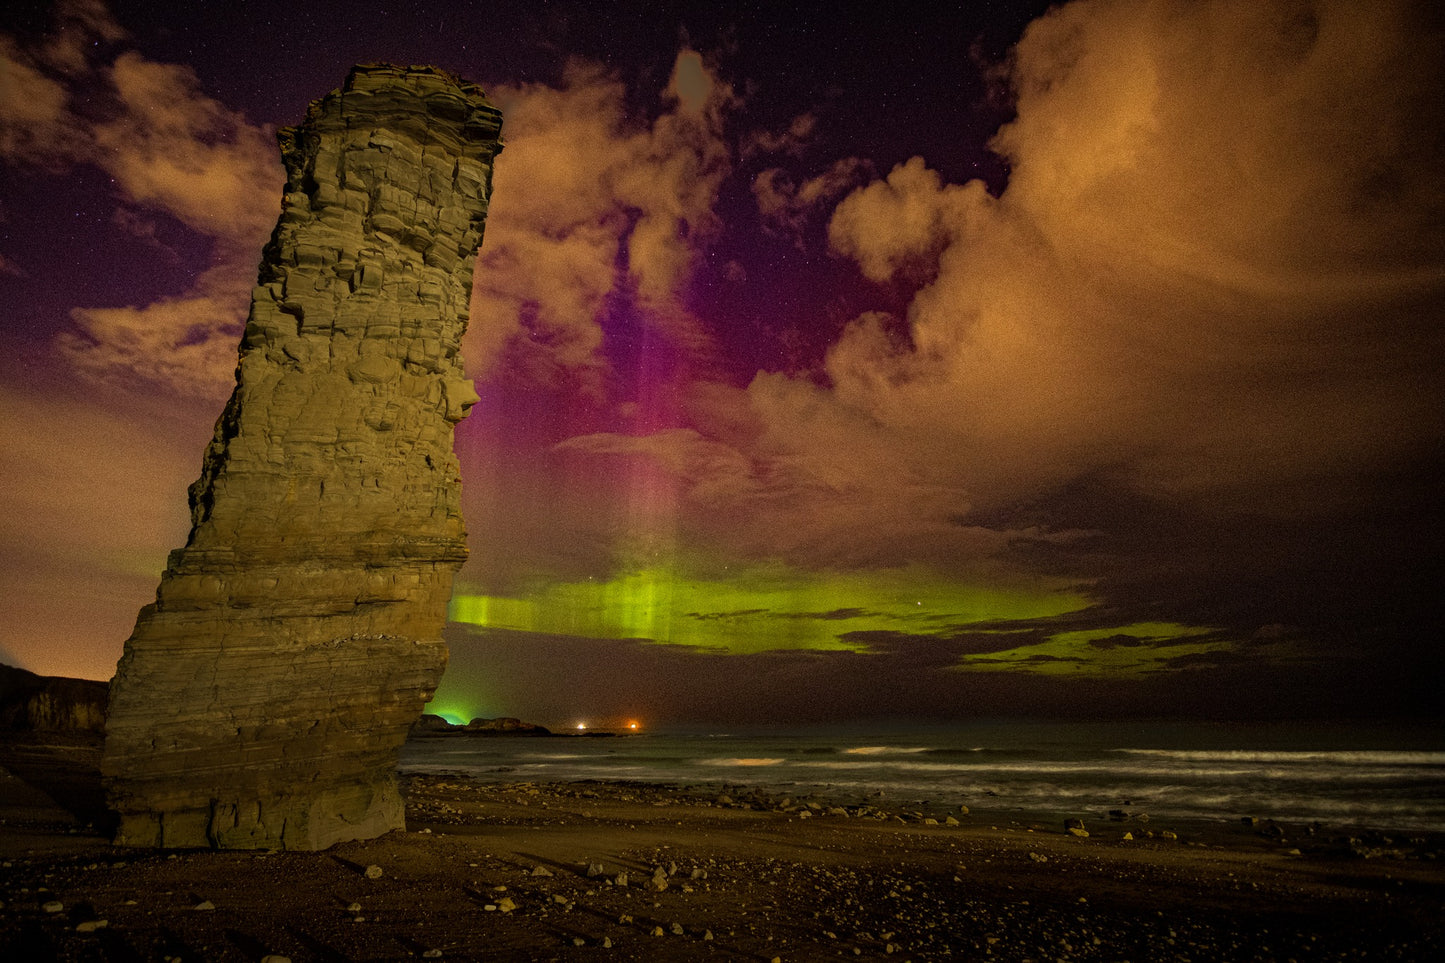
[[2, 740, 1443, 961]]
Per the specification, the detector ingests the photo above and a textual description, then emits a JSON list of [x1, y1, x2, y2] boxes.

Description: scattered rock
[[193, 900, 215, 911], [364, 864, 384, 879], [42, 900, 63, 913], [75, 920, 108, 933]]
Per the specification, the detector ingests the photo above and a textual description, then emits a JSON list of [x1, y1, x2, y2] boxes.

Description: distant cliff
[[0, 663, 108, 733], [412, 714, 553, 736]]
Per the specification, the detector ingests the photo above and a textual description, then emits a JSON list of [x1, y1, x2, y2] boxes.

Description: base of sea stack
[[111, 777, 405, 851]]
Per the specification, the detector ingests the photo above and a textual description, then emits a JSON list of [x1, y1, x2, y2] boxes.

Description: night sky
[[2, 0, 1442, 729]]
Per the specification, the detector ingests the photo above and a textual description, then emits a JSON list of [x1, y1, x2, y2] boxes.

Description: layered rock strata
[[101, 65, 502, 850]]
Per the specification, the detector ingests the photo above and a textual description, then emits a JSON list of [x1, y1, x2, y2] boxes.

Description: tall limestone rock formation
[[101, 65, 503, 850]]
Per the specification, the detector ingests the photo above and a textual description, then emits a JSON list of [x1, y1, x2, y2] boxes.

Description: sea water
[[398, 720, 1445, 832]]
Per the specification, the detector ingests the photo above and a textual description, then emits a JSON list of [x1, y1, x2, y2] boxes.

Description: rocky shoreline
[[3, 756, 1443, 961]]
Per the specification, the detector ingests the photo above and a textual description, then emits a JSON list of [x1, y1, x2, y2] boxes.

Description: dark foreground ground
[[2, 733, 1442, 961]]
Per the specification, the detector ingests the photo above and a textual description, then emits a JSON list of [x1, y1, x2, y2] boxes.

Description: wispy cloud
[[1, 1, 281, 399], [467, 50, 738, 399]]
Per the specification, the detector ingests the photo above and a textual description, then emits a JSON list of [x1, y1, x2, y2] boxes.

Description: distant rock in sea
[[0, 663, 108, 733], [410, 714, 552, 736]]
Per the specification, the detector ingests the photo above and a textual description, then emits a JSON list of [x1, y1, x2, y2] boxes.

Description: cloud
[[753, 156, 872, 241], [549, 0, 1445, 667], [467, 50, 738, 397], [766, 0, 1445, 518], [55, 263, 251, 397], [93, 53, 281, 244], [1, 2, 281, 400], [742, 111, 818, 160]]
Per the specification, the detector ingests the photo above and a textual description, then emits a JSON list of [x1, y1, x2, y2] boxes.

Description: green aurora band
[[448, 563, 1093, 655]]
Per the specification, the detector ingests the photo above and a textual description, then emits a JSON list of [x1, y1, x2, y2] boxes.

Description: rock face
[[101, 65, 503, 850]]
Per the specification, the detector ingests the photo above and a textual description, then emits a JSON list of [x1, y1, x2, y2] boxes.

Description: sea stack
[[101, 65, 503, 850]]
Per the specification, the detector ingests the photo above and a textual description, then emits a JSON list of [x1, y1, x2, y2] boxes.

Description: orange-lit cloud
[[467, 50, 737, 397], [743, 0, 1445, 529], [546, 0, 1444, 652], [753, 156, 872, 241], [1, 4, 282, 400]]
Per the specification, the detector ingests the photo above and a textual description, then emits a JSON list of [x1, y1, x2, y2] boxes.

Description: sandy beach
[[2, 737, 1443, 961]]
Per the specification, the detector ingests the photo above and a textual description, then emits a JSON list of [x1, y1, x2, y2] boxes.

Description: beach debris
[[364, 864, 384, 879], [1064, 817, 1090, 837]]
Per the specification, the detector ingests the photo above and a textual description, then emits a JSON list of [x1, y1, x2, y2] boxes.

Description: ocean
[[398, 720, 1445, 832]]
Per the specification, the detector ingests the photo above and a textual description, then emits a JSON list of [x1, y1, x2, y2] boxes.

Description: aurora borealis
[[2, 0, 1442, 727]]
